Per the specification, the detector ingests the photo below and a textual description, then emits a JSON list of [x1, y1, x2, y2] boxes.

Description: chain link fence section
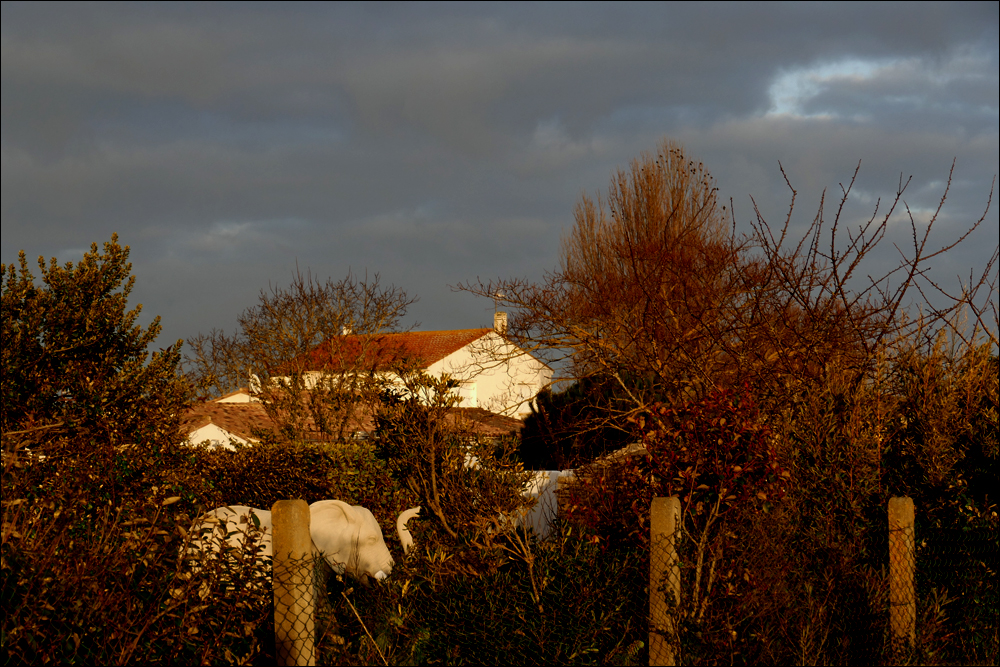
[[646, 496, 965, 666], [260, 495, 995, 666], [272, 554, 321, 667], [917, 524, 1000, 664]]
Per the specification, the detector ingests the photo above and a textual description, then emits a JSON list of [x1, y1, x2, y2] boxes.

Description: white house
[[181, 314, 549, 449], [299, 313, 551, 419], [214, 388, 258, 403]]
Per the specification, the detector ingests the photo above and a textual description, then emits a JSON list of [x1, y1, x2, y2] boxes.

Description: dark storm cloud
[[2, 2, 997, 348]]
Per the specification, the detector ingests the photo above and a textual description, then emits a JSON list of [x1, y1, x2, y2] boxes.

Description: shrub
[[1, 481, 273, 665], [323, 523, 647, 666]]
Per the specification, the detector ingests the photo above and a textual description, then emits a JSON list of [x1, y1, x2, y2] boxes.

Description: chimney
[[494, 311, 508, 334]]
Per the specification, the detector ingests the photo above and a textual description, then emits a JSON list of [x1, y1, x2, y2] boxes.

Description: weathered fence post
[[650, 496, 681, 667], [888, 496, 915, 659], [273, 500, 315, 667]]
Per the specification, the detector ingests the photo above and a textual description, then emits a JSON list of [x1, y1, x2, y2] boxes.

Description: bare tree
[[465, 139, 752, 437], [461, 138, 998, 438], [186, 269, 417, 442]]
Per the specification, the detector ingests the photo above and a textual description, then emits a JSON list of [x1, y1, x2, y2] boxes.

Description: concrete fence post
[[272, 500, 315, 667], [888, 496, 915, 658], [650, 496, 681, 667]]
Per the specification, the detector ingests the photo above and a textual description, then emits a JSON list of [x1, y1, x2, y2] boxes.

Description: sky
[[2, 2, 998, 354]]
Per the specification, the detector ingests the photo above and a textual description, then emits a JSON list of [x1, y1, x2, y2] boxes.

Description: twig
[[2, 422, 65, 437], [341, 590, 388, 666]]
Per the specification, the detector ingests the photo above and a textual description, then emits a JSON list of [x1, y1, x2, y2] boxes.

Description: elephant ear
[[309, 500, 361, 573], [324, 500, 362, 524]]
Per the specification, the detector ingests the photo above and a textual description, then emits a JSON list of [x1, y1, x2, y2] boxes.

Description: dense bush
[[564, 384, 785, 549], [318, 523, 647, 666], [1, 484, 273, 665], [193, 441, 404, 510], [374, 371, 532, 549], [558, 342, 997, 665], [3, 239, 274, 665], [2, 236, 187, 453]]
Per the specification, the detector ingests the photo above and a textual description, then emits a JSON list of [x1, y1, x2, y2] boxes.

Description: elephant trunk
[[396, 507, 422, 555]]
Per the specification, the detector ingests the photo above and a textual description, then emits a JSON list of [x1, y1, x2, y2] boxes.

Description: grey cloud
[[674, 114, 997, 253], [2, 3, 996, 349], [794, 49, 998, 132]]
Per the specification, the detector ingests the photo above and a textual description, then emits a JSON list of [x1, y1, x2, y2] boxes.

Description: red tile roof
[[303, 328, 491, 371]]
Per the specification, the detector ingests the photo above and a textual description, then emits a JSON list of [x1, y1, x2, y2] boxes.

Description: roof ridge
[[350, 327, 491, 336], [304, 327, 494, 370]]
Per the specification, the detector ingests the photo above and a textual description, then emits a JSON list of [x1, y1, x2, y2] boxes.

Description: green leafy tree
[[0, 238, 256, 666], [375, 369, 530, 543], [1, 234, 187, 465]]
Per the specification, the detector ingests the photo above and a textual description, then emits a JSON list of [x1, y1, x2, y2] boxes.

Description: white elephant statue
[[309, 500, 395, 583], [187, 501, 421, 585]]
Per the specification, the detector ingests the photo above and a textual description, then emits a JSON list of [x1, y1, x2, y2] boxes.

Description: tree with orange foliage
[[465, 138, 997, 662], [463, 138, 996, 443]]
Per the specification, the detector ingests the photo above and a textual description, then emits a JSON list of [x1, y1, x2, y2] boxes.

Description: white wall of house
[[520, 470, 576, 539], [428, 331, 551, 418], [187, 423, 254, 450], [216, 389, 257, 403]]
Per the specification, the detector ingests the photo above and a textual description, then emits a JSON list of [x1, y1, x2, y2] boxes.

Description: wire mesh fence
[[272, 555, 319, 666], [255, 497, 995, 666], [916, 525, 1000, 665], [649, 497, 681, 666], [643, 497, 997, 666], [889, 497, 916, 662], [284, 535, 650, 666]]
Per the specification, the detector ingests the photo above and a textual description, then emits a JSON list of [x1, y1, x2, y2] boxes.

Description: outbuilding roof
[[179, 402, 274, 443], [180, 394, 521, 445]]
